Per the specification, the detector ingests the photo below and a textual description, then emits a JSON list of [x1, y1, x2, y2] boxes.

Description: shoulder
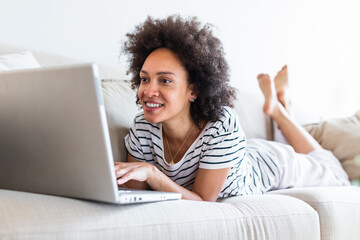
[[220, 106, 239, 129], [199, 106, 246, 169], [205, 106, 240, 136]]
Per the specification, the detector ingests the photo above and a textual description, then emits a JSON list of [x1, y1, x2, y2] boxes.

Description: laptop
[[0, 63, 181, 204]]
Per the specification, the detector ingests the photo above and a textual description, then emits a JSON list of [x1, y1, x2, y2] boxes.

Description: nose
[[144, 81, 159, 97]]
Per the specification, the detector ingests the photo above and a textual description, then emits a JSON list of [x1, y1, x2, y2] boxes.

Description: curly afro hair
[[122, 15, 236, 127]]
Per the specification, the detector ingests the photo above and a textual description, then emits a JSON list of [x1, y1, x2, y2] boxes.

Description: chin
[[143, 113, 162, 124]]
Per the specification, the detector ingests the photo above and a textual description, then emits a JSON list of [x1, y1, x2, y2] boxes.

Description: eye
[[161, 79, 172, 84], [140, 77, 148, 83]]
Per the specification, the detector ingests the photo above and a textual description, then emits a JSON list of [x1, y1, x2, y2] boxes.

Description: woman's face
[[138, 48, 195, 124]]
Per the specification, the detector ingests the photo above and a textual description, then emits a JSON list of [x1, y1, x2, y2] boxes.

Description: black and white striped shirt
[[125, 106, 279, 198]]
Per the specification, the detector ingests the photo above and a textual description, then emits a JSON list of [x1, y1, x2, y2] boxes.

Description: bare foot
[[257, 73, 279, 116], [274, 65, 291, 112]]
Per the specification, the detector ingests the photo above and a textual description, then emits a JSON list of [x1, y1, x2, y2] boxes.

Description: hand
[[114, 162, 154, 185]]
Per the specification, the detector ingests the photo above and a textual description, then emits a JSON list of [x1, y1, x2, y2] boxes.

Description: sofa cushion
[[304, 110, 360, 181], [270, 186, 360, 240], [0, 189, 319, 240], [218, 195, 320, 239], [101, 80, 138, 162], [233, 89, 273, 140], [0, 44, 128, 79], [0, 51, 41, 71]]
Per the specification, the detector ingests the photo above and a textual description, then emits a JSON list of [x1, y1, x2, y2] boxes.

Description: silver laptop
[[0, 64, 181, 204]]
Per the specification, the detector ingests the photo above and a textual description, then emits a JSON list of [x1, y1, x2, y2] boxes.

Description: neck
[[162, 114, 195, 143]]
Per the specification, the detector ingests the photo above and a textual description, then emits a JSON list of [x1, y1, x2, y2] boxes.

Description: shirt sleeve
[[124, 117, 147, 162], [199, 108, 247, 169]]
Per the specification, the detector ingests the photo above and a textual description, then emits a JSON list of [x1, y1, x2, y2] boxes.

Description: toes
[[257, 73, 265, 80], [257, 73, 270, 80], [280, 65, 288, 75], [276, 65, 288, 75]]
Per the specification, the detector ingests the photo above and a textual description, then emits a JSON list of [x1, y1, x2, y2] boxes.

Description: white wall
[[1, 0, 359, 119]]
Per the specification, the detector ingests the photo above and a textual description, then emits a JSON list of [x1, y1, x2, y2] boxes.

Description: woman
[[114, 15, 350, 202]]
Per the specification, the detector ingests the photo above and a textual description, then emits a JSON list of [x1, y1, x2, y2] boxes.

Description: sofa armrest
[[269, 186, 360, 240]]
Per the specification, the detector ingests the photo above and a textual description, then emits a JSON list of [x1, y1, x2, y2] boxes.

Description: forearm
[[147, 165, 204, 201]]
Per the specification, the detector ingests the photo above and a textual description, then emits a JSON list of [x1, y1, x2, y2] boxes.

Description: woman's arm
[[192, 167, 231, 201], [115, 157, 231, 201], [148, 166, 231, 202]]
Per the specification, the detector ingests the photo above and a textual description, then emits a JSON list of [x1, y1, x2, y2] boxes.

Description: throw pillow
[[101, 79, 138, 162], [303, 110, 360, 181], [0, 63, 9, 71], [0, 51, 41, 71]]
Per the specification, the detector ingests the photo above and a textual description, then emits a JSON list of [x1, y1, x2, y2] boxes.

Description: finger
[[114, 162, 128, 170], [114, 162, 135, 175], [114, 162, 123, 168], [115, 167, 133, 178], [117, 166, 149, 185], [117, 171, 137, 185], [114, 162, 145, 178], [117, 176, 129, 185], [114, 162, 138, 170]]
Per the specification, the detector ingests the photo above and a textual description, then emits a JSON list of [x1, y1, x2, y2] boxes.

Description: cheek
[[166, 92, 188, 107], [137, 86, 144, 100]]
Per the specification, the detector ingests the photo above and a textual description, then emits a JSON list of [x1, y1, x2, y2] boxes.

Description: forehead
[[141, 48, 186, 74]]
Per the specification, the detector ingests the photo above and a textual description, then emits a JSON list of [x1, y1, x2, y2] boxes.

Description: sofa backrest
[[0, 44, 273, 163], [0, 44, 125, 79], [101, 80, 138, 162]]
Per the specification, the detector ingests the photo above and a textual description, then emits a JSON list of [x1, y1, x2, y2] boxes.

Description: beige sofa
[[1, 44, 360, 240]]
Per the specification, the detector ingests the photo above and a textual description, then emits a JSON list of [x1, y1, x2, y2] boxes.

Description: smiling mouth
[[145, 102, 164, 108]]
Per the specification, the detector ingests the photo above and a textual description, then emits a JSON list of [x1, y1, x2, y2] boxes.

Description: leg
[[274, 65, 291, 113], [257, 73, 320, 154], [273, 65, 290, 144]]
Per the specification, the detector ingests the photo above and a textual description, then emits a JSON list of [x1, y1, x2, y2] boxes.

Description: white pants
[[247, 136, 351, 190]]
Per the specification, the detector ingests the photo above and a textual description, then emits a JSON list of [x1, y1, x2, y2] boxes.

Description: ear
[[188, 83, 198, 100]]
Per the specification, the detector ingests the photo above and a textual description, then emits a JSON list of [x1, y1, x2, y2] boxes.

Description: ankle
[[270, 103, 289, 122]]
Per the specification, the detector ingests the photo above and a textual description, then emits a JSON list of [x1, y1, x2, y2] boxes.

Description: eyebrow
[[140, 70, 175, 76]]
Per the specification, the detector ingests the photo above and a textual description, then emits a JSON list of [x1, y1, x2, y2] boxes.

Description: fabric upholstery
[[304, 110, 360, 181], [0, 51, 40, 71], [233, 89, 273, 140], [101, 80, 138, 162], [0, 189, 319, 240], [0, 44, 126, 79], [270, 186, 360, 240]]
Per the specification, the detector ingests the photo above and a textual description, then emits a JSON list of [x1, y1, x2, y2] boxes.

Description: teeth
[[146, 102, 163, 108]]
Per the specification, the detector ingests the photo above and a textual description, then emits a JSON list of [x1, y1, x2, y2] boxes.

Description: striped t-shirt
[[124, 106, 279, 198]]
